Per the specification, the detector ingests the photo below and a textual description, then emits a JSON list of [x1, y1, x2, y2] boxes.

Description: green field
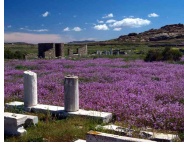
[[4, 43, 160, 61]]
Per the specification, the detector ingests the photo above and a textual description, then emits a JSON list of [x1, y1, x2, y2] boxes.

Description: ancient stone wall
[[77, 45, 88, 56], [38, 43, 64, 58], [61, 43, 65, 57], [68, 49, 73, 56], [45, 49, 55, 58], [25, 53, 38, 59]]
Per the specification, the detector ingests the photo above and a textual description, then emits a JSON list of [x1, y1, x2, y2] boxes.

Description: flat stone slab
[[140, 131, 179, 142], [96, 124, 133, 136], [67, 109, 112, 123], [5, 101, 24, 109], [86, 131, 155, 142], [97, 125, 179, 142], [31, 104, 65, 114], [5, 101, 112, 123], [74, 139, 86, 142]]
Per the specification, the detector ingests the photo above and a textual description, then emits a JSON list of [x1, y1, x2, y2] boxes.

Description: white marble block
[[4, 113, 27, 136]]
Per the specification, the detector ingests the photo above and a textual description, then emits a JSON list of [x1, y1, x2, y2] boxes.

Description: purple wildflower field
[[4, 58, 184, 131]]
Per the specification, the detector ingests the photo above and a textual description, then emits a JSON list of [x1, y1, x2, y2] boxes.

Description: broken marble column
[[64, 75, 79, 112], [24, 71, 37, 111]]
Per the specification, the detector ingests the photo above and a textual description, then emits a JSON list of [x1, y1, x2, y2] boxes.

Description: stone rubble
[[4, 112, 38, 136]]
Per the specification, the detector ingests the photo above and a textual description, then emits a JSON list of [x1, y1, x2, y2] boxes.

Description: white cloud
[[73, 27, 82, 32], [109, 18, 151, 28], [97, 20, 104, 23], [19, 28, 48, 32], [63, 27, 70, 32], [42, 11, 50, 17], [148, 13, 159, 17], [63, 27, 82, 32], [113, 28, 122, 31], [94, 24, 109, 30], [7, 25, 12, 28], [106, 19, 116, 23], [29, 29, 48, 32], [102, 13, 113, 19], [4, 32, 75, 43], [80, 37, 97, 41]]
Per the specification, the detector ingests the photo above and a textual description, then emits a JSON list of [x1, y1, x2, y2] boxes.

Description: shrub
[[162, 47, 182, 61], [4, 50, 14, 59], [14, 51, 26, 59], [4, 50, 27, 59], [144, 47, 183, 62], [144, 49, 162, 62]]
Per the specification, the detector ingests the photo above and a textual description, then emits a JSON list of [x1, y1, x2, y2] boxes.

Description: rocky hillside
[[116, 24, 184, 42]]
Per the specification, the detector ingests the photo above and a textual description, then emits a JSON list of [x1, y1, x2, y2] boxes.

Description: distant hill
[[68, 40, 96, 44], [113, 23, 184, 43], [4, 42, 34, 45]]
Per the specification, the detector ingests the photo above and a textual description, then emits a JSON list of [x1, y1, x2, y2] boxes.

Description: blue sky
[[4, 0, 184, 44]]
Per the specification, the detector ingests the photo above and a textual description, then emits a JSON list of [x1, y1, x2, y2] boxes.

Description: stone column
[[85, 44, 88, 55], [110, 48, 113, 55], [117, 51, 120, 55], [24, 71, 37, 110], [64, 75, 79, 112], [105, 50, 108, 55]]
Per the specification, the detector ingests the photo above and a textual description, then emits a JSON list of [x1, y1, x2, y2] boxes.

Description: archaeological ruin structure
[[68, 44, 88, 56], [38, 43, 64, 58], [77, 44, 88, 56], [38, 43, 88, 58]]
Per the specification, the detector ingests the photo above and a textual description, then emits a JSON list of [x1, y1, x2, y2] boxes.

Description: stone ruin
[[38, 43, 88, 59], [77, 45, 88, 56], [38, 43, 64, 58], [68, 44, 88, 56], [96, 49, 127, 56], [5, 71, 180, 141]]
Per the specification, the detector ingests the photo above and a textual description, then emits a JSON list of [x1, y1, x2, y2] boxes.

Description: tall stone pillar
[[64, 75, 79, 112], [85, 44, 88, 55], [110, 48, 113, 55], [24, 71, 37, 110]]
